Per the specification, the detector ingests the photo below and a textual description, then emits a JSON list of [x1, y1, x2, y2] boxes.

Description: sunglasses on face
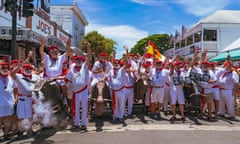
[[24, 68, 32, 71], [76, 59, 83, 63], [1, 66, 9, 69], [50, 49, 59, 53]]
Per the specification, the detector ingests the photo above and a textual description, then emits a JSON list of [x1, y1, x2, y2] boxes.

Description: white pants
[[124, 88, 134, 115], [114, 90, 125, 119], [163, 87, 171, 111], [74, 89, 88, 126], [17, 96, 32, 119], [213, 88, 220, 100], [151, 87, 164, 103], [0, 105, 14, 117], [219, 89, 235, 117], [170, 87, 185, 105]]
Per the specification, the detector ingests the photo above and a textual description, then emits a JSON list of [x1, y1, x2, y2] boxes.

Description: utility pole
[[11, 0, 17, 59]]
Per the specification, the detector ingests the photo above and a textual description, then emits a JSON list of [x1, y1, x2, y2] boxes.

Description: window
[[175, 42, 180, 49], [181, 40, 186, 47], [194, 31, 201, 42], [187, 35, 193, 45], [203, 29, 217, 41]]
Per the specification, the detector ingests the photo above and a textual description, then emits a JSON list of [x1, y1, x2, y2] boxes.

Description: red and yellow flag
[[146, 40, 165, 61]]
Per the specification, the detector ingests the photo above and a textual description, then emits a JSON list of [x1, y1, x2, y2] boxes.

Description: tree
[[130, 34, 170, 55], [80, 31, 117, 57]]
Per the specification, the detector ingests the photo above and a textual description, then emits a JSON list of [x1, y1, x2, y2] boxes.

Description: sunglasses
[[76, 59, 83, 63], [50, 49, 59, 53], [24, 68, 32, 71], [1, 66, 9, 69]]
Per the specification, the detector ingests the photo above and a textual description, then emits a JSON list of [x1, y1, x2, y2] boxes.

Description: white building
[[50, 3, 88, 50], [165, 10, 240, 59]]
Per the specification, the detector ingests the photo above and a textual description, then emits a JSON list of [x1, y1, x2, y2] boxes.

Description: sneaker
[[197, 114, 203, 119], [170, 116, 176, 121], [17, 131, 24, 140], [81, 125, 87, 131], [27, 130, 35, 137], [181, 117, 186, 122], [164, 111, 168, 116], [4, 134, 11, 141], [157, 113, 161, 120]]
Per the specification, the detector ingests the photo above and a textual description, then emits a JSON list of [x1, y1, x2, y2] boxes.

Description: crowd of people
[[0, 38, 240, 141]]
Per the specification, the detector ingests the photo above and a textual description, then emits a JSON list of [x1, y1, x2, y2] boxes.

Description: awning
[[0, 26, 30, 40], [209, 49, 240, 62], [221, 37, 240, 52]]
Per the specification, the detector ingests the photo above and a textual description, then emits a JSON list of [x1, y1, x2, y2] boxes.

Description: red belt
[[220, 88, 232, 90], [125, 85, 133, 89], [212, 85, 219, 88], [18, 94, 31, 97], [112, 86, 124, 115], [72, 85, 88, 123]]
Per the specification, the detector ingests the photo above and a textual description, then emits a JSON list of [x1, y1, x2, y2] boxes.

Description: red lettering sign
[[59, 33, 67, 44], [36, 20, 51, 35]]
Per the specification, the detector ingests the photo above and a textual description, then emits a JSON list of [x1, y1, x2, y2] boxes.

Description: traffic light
[[4, 0, 14, 12], [22, 0, 34, 17]]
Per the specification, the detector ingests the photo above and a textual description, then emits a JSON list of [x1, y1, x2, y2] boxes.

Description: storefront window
[[194, 31, 201, 42], [181, 39, 185, 47], [176, 42, 180, 49], [187, 35, 193, 45], [203, 29, 217, 41]]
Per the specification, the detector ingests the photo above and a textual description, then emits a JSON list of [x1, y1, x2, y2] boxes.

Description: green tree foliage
[[81, 31, 117, 57], [130, 34, 170, 55]]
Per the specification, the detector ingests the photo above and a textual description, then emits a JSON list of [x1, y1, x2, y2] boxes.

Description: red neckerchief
[[114, 68, 119, 76], [99, 60, 105, 64], [221, 70, 232, 78], [176, 70, 181, 76], [75, 66, 81, 72], [0, 72, 9, 78], [61, 68, 69, 76], [22, 73, 32, 79]]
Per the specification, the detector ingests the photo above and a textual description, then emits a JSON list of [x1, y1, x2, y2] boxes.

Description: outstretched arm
[[66, 38, 71, 57], [39, 37, 45, 58], [11, 52, 32, 80]]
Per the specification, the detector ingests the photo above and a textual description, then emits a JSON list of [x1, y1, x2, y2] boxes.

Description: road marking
[[55, 124, 240, 134]]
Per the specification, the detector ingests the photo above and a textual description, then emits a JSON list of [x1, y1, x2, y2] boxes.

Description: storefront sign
[[57, 30, 68, 45], [0, 26, 30, 40], [32, 15, 53, 36]]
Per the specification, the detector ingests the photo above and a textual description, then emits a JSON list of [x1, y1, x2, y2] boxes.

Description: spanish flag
[[146, 40, 165, 61]]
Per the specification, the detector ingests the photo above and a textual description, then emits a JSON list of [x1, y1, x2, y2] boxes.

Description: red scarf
[[221, 70, 232, 78], [74, 66, 81, 72], [61, 68, 70, 76]]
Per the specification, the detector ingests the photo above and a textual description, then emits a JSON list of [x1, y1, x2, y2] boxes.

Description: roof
[[200, 10, 240, 24], [221, 37, 240, 52]]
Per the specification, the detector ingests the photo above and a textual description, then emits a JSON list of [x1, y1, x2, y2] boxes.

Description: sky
[[50, 0, 240, 58]]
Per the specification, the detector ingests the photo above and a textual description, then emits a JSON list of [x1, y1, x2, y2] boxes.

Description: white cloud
[[175, 0, 231, 16], [129, 0, 232, 17], [86, 23, 148, 58]]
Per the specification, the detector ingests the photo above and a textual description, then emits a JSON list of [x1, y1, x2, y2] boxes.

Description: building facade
[[0, 5, 71, 65], [50, 4, 88, 51], [164, 10, 240, 59]]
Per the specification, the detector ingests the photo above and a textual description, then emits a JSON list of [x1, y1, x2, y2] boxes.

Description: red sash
[[72, 85, 88, 121], [111, 86, 124, 115], [125, 85, 133, 89]]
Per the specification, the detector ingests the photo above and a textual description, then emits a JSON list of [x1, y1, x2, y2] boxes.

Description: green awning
[[209, 49, 240, 62]]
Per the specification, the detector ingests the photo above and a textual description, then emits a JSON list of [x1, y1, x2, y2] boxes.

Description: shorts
[[0, 105, 14, 117], [204, 93, 214, 103], [151, 87, 164, 103]]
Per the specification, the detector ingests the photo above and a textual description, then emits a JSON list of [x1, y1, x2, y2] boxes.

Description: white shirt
[[110, 67, 125, 90], [199, 69, 217, 93], [151, 68, 169, 87], [15, 73, 40, 96], [219, 70, 239, 90], [65, 62, 89, 92], [43, 53, 67, 79], [0, 75, 15, 106]]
